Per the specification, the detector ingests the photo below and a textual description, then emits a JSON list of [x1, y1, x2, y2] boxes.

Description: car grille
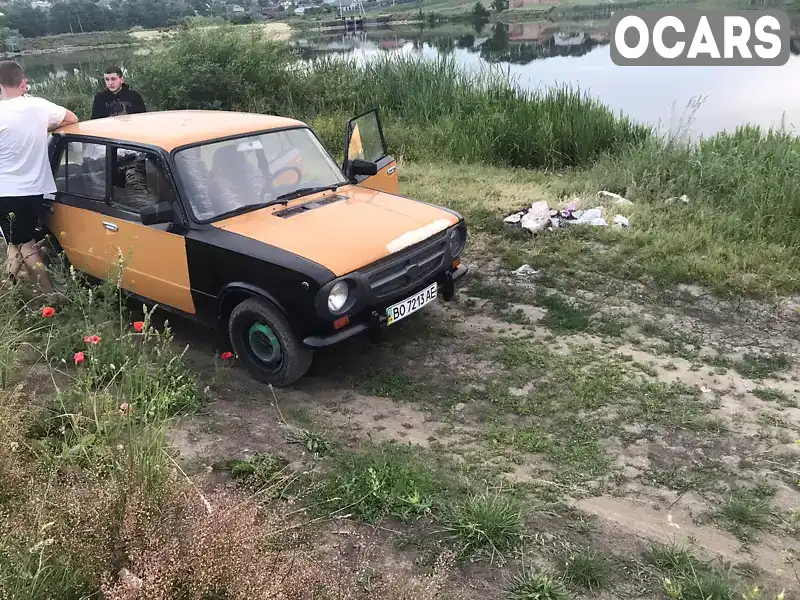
[[363, 231, 448, 300]]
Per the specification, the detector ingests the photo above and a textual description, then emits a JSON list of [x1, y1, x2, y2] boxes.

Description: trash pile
[[504, 191, 633, 234]]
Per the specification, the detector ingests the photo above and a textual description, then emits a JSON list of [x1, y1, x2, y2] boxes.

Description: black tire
[[227, 297, 313, 387]]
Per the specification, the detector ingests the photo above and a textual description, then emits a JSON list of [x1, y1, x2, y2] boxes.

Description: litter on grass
[[504, 197, 630, 233]]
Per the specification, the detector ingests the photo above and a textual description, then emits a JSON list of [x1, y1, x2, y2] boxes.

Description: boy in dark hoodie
[[91, 66, 147, 119]]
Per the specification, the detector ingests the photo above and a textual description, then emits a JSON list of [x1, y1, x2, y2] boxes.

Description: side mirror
[[140, 201, 174, 226], [346, 158, 378, 178]]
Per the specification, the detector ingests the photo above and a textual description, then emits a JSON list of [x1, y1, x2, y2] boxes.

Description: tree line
[[0, 0, 271, 39]]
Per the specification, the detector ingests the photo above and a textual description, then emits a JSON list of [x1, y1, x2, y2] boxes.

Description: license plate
[[386, 282, 438, 326]]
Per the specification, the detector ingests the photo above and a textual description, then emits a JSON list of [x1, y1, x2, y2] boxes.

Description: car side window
[[55, 141, 107, 200], [111, 148, 176, 215]]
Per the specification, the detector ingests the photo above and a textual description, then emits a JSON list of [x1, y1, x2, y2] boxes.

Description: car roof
[[55, 110, 308, 152]]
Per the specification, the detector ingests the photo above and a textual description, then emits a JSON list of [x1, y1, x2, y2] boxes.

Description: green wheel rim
[[248, 322, 283, 369]]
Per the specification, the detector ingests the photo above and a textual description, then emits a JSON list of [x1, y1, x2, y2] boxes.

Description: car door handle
[[102, 221, 119, 232]]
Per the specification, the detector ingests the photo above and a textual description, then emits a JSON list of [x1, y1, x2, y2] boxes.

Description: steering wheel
[[264, 165, 303, 199]]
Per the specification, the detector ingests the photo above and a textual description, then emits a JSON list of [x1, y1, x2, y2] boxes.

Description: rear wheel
[[227, 297, 313, 387]]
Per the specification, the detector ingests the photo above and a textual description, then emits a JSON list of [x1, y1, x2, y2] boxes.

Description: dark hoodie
[[91, 83, 147, 119]]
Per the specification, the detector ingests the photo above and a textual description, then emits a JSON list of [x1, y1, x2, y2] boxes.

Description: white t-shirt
[[0, 96, 67, 197]]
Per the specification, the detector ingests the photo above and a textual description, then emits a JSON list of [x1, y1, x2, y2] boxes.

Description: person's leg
[[20, 240, 54, 293], [8, 197, 54, 294], [0, 197, 25, 281]]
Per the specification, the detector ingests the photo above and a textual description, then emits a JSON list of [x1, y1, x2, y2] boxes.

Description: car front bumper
[[302, 263, 469, 349]]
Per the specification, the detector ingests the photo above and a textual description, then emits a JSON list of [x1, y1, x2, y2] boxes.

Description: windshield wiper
[[212, 201, 275, 222], [210, 183, 349, 221], [273, 183, 347, 204]]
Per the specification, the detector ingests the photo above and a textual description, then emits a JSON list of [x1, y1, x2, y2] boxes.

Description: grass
[[714, 487, 775, 543], [440, 489, 525, 561], [505, 568, 571, 600], [561, 549, 613, 591], [316, 441, 450, 522], [752, 387, 797, 408], [641, 540, 785, 600], [734, 353, 793, 380], [21, 30, 137, 52]]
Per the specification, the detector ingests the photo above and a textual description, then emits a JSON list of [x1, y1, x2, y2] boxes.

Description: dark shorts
[[0, 195, 43, 245]]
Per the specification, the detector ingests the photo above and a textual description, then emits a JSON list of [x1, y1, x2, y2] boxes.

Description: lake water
[[292, 21, 800, 138], [19, 19, 800, 138]]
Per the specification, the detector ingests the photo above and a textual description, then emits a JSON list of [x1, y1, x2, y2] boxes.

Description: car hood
[[212, 185, 460, 277]]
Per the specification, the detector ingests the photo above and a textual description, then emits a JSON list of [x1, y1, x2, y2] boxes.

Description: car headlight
[[447, 227, 464, 257], [328, 281, 349, 313]]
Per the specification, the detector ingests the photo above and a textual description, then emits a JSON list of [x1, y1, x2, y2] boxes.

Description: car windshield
[[173, 127, 346, 221]]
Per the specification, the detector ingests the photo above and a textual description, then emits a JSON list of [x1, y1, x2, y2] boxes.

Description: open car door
[[343, 109, 400, 195]]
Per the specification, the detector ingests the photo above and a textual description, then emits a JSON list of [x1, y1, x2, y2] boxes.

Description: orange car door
[[100, 146, 196, 315], [343, 109, 400, 195], [46, 139, 114, 279]]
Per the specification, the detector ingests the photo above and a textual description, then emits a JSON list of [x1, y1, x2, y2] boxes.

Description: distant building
[[30, 0, 52, 8], [230, 3, 245, 13]]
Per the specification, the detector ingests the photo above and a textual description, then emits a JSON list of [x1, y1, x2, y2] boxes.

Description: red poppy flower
[[73, 351, 85, 365], [221, 351, 234, 360], [132, 321, 145, 333], [42, 306, 56, 318], [119, 402, 133, 415], [84, 335, 102, 345]]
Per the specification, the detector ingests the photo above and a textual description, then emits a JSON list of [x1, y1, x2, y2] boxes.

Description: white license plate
[[386, 282, 438, 326]]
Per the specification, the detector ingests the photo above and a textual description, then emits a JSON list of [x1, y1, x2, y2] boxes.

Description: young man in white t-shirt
[[0, 61, 78, 292]]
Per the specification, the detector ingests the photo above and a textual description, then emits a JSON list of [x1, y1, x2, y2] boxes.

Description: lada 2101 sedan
[[43, 108, 469, 386]]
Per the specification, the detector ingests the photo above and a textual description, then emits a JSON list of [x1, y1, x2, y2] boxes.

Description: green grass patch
[[440, 489, 525, 561], [506, 568, 571, 600], [735, 353, 793, 380], [751, 387, 797, 408], [534, 290, 592, 334], [360, 372, 431, 402], [316, 441, 454, 523], [714, 486, 775, 543], [561, 549, 613, 591], [644, 542, 739, 600]]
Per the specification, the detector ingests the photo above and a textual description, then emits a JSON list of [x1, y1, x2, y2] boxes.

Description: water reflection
[[291, 18, 800, 136]]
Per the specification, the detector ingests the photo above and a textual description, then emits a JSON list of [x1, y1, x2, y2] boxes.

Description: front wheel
[[227, 297, 313, 387]]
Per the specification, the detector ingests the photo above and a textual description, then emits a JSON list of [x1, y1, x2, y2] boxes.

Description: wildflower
[[9, 441, 18, 452], [132, 321, 145, 333], [221, 351, 234, 360], [119, 403, 133, 415], [73, 352, 85, 365], [116, 444, 124, 451], [41, 306, 55, 318], [777, 590, 785, 600], [84, 335, 101, 345]]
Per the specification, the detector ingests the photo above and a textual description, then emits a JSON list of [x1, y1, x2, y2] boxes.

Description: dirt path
[[165, 258, 800, 599]]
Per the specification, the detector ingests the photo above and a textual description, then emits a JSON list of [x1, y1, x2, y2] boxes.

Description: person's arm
[[51, 109, 79, 131], [33, 97, 78, 131]]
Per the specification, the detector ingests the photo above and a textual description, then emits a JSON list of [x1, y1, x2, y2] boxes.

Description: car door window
[[111, 148, 176, 216], [55, 141, 107, 200]]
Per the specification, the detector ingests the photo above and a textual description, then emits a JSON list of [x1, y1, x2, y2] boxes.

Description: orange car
[[42, 109, 469, 386]]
